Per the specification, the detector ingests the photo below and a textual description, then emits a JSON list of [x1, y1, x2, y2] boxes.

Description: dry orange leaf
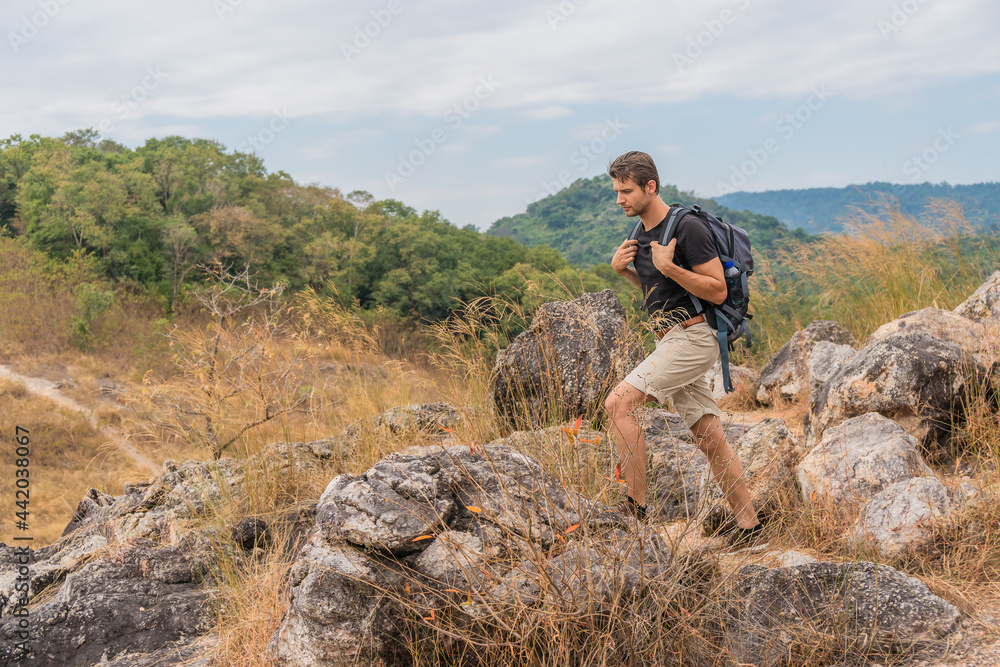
[[440, 426, 455, 433], [443, 588, 461, 593], [810, 491, 817, 502], [412, 535, 434, 542], [564, 523, 581, 535], [465, 506, 482, 513], [422, 610, 435, 621]]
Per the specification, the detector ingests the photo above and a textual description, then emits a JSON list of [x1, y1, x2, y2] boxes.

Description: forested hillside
[[0, 131, 611, 325], [716, 182, 1000, 234], [487, 175, 813, 267]]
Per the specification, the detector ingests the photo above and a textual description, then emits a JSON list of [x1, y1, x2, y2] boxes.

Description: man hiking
[[604, 150, 762, 545]]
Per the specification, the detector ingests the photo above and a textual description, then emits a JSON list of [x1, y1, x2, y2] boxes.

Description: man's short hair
[[608, 151, 660, 194]]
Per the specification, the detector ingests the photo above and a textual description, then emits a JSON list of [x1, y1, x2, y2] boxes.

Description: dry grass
[[0, 376, 142, 545]]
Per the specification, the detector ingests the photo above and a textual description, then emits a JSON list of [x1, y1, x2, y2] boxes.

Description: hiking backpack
[[626, 204, 754, 393]]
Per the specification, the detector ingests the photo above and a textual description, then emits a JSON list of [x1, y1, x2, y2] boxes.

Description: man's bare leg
[[604, 381, 654, 507], [691, 414, 759, 529]]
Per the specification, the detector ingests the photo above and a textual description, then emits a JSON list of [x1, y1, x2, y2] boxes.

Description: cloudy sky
[[3, 0, 999, 229]]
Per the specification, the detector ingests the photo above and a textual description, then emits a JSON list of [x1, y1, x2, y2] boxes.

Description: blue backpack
[[627, 204, 754, 393]]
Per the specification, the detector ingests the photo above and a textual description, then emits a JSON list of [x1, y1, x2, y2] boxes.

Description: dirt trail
[[0, 363, 160, 476]]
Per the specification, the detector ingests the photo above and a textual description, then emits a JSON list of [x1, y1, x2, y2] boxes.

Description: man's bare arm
[[650, 239, 727, 304]]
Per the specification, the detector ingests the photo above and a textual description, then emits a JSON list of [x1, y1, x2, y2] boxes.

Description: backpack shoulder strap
[[626, 219, 642, 242], [659, 205, 704, 316], [660, 205, 691, 246]]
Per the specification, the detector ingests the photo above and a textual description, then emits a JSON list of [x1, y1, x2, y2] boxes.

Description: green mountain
[[715, 182, 1000, 234], [487, 175, 812, 267]]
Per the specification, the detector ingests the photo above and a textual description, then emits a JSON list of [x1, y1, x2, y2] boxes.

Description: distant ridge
[[487, 175, 811, 267], [715, 182, 1000, 234]]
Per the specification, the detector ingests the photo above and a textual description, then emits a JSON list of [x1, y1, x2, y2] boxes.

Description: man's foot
[[615, 496, 647, 523], [726, 517, 767, 550]]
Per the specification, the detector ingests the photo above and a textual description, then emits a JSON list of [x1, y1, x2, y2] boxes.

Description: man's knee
[[605, 382, 645, 421]]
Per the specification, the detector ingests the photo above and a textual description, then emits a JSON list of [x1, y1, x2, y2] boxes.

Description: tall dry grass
[[750, 197, 1000, 363]]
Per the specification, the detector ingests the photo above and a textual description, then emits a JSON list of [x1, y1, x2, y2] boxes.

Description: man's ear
[[645, 180, 657, 196]]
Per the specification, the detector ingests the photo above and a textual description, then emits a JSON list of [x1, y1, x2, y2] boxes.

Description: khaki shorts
[[623, 320, 721, 429]]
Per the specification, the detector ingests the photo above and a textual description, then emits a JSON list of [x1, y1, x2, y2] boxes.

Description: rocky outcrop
[[850, 476, 961, 560], [0, 540, 214, 667], [726, 560, 960, 667], [266, 441, 633, 666], [343, 402, 463, 440], [755, 320, 857, 405], [699, 418, 804, 532], [490, 290, 644, 426], [955, 270, 1000, 323], [797, 413, 934, 508], [0, 449, 308, 667], [866, 307, 988, 361], [805, 331, 993, 455]]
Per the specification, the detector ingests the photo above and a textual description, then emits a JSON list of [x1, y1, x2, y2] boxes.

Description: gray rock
[[726, 560, 960, 667], [316, 442, 610, 556], [95, 633, 219, 666], [232, 517, 271, 551], [866, 307, 988, 361], [490, 290, 644, 426], [487, 530, 675, 608], [756, 320, 857, 405], [804, 340, 857, 403], [850, 476, 960, 560], [267, 441, 628, 666], [266, 539, 407, 667], [954, 270, 1000, 323], [699, 418, 804, 532], [797, 413, 934, 508], [343, 402, 464, 440], [706, 360, 758, 400], [806, 331, 993, 455], [0, 539, 214, 667]]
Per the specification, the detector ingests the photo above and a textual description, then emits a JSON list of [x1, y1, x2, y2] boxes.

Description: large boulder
[[698, 418, 804, 532], [0, 445, 321, 667], [267, 442, 647, 666], [849, 476, 961, 560], [806, 331, 993, 454], [866, 307, 988, 361], [954, 270, 1000, 324], [755, 320, 857, 405], [0, 539, 214, 667], [726, 560, 960, 667], [797, 413, 934, 508], [490, 290, 644, 426]]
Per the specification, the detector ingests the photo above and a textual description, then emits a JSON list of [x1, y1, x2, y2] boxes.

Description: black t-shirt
[[632, 210, 718, 325]]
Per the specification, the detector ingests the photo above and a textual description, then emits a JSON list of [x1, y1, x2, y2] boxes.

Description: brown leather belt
[[655, 313, 705, 339]]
